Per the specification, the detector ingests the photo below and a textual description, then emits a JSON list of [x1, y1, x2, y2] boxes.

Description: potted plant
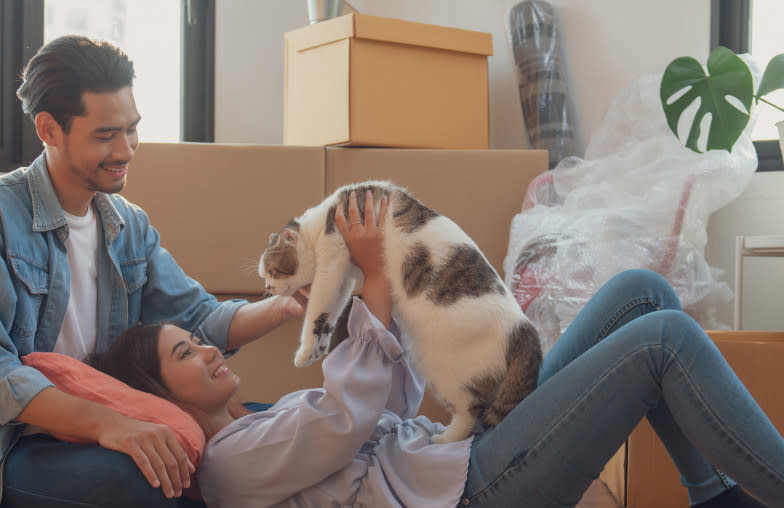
[[659, 46, 784, 158]]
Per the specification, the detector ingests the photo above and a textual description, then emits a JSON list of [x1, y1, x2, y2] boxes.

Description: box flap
[[287, 13, 493, 56], [354, 13, 493, 56], [286, 13, 355, 53]]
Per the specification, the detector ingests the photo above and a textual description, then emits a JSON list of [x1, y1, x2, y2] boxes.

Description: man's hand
[[280, 285, 309, 319], [97, 416, 194, 499], [18, 387, 193, 498], [226, 285, 310, 350]]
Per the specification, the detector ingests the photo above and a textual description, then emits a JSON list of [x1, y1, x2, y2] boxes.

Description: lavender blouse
[[198, 297, 472, 507]]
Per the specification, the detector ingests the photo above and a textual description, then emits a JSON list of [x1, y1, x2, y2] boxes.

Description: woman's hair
[[16, 34, 135, 132], [93, 324, 174, 401]]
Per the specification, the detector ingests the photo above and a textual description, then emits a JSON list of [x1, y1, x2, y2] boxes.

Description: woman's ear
[[281, 229, 298, 246], [34, 112, 62, 147]]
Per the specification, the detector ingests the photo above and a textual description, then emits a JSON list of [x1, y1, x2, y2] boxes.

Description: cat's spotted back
[[260, 181, 542, 443]]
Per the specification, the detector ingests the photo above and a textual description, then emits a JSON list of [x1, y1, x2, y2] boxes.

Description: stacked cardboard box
[[284, 13, 493, 149]]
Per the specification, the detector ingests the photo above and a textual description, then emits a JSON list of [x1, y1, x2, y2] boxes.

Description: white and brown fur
[[259, 181, 542, 443]]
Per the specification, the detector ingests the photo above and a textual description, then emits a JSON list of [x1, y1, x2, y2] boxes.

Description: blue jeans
[[1, 434, 194, 508], [463, 269, 784, 507], [1, 404, 273, 507]]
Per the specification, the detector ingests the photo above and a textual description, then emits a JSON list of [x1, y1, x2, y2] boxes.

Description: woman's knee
[[609, 269, 681, 311], [639, 309, 707, 355]]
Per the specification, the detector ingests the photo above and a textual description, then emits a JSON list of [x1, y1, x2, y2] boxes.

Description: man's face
[[55, 86, 141, 197]]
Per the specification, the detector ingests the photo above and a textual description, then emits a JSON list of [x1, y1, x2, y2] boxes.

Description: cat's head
[[259, 225, 310, 296]]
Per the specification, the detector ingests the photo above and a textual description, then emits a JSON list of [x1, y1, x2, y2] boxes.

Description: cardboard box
[[284, 13, 493, 149], [122, 143, 329, 401], [325, 147, 547, 272], [624, 331, 784, 507], [122, 143, 325, 295], [121, 143, 548, 419]]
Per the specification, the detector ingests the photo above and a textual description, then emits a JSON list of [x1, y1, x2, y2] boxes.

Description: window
[[1, 0, 41, 171], [749, 2, 784, 145], [0, 0, 213, 171], [712, 0, 784, 171], [45, 0, 182, 142]]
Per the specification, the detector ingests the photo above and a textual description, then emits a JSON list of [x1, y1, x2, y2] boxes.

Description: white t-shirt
[[54, 205, 98, 360]]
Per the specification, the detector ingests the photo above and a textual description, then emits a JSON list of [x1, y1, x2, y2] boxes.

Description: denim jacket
[[0, 153, 245, 483]]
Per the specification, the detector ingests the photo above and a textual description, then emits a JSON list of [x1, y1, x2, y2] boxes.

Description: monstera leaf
[[757, 53, 784, 112], [660, 46, 753, 153]]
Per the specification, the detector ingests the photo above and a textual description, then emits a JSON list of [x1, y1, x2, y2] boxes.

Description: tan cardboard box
[[121, 143, 328, 400], [284, 13, 493, 149], [121, 143, 549, 418], [325, 147, 547, 272], [122, 143, 325, 295], [624, 331, 784, 507]]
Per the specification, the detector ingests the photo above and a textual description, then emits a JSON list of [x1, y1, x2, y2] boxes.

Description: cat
[[258, 181, 542, 443]]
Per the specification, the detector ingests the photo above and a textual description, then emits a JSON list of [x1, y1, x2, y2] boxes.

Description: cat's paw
[[430, 432, 449, 445], [294, 313, 335, 367], [294, 345, 316, 368], [294, 335, 330, 368], [430, 420, 474, 444]]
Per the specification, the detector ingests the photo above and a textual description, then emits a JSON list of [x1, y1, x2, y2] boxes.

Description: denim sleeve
[[134, 211, 245, 353], [0, 232, 54, 424]]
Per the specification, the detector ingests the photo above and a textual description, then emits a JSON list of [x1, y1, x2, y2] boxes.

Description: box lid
[[286, 13, 493, 56]]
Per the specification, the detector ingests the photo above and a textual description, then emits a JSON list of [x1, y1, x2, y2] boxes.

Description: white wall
[[215, 0, 784, 331], [215, 0, 711, 154]]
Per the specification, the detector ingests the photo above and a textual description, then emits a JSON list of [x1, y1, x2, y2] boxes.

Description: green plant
[[660, 46, 784, 153]]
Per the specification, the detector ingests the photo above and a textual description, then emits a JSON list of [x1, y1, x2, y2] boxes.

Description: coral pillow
[[21, 352, 206, 466]]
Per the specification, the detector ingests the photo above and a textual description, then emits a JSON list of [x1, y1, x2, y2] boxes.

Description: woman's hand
[[335, 190, 392, 328]]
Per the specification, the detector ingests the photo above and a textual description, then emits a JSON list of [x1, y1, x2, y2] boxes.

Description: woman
[[99, 191, 782, 507]]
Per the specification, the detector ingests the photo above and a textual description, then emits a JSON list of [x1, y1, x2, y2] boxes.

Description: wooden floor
[[577, 480, 622, 508]]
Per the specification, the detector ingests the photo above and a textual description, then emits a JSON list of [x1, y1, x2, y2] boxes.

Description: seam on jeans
[[464, 345, 653, 505], [667, 348, 784, 488], [4, 486, 106, 508], [598, 297, 659, 340], [713, 466, 734, 489]]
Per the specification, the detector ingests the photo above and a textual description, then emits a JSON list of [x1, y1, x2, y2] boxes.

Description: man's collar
[[27, 153, 68, 233], [27, 152, 125, 242]]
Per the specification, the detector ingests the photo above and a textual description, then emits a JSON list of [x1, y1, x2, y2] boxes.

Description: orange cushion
[[21, 352, 206, 466]]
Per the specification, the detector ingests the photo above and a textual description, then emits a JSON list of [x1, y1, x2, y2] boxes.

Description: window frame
[[711, 0, 784, 171], [0, 0, 213, 171], [1, 0, 41, 171]]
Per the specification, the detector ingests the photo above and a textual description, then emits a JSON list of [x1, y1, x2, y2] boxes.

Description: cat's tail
[[483, 320, 543, 427]]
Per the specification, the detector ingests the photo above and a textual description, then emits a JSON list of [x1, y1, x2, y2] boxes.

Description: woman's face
[[157, 324, 240, 413]]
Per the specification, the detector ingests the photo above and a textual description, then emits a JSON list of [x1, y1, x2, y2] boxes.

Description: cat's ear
[[281, 228, 298, 246], [268, 233, 277, 245]]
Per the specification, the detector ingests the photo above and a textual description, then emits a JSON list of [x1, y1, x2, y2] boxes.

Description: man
[[0, 35, 304, 507]]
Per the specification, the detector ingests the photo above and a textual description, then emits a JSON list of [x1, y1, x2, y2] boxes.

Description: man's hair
[[16, 34, 135, 133]]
